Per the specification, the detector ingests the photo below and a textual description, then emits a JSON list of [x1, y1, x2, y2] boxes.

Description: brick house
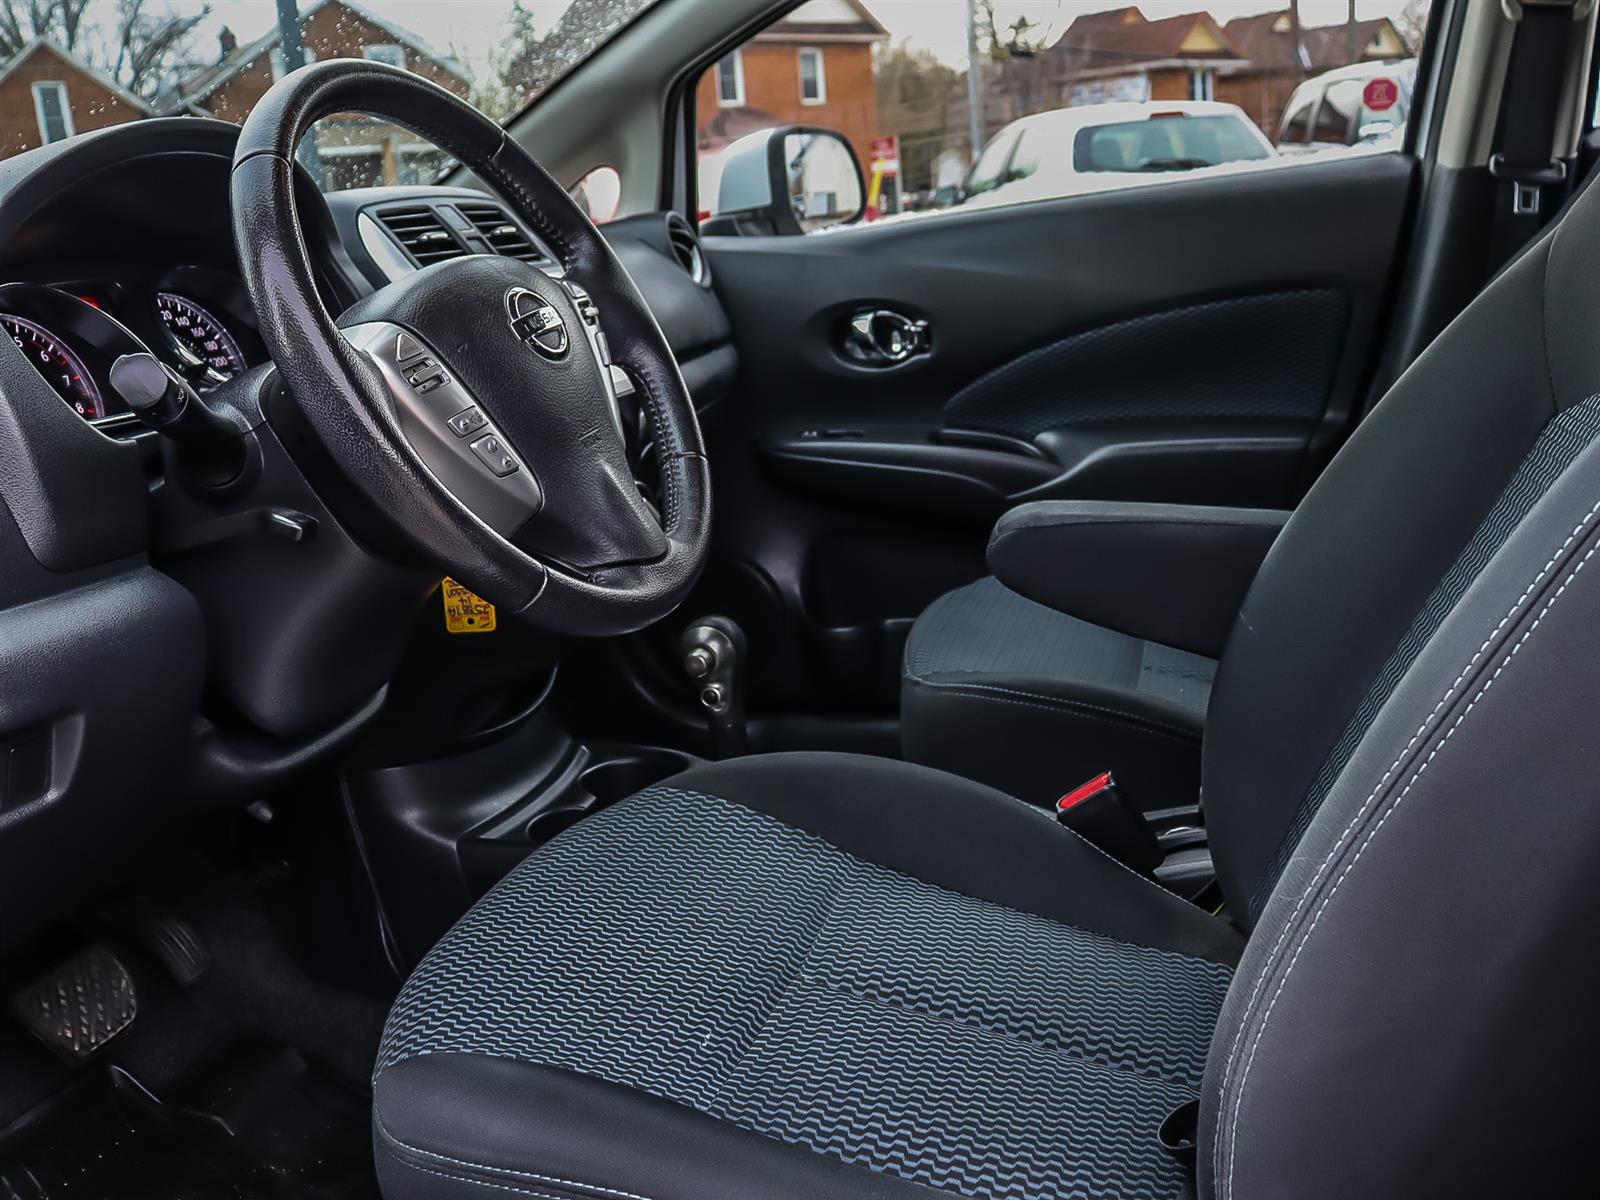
[[170, 0, 471, 190], [1220, 10, 1411, 137], [0, 39, 152, 159], [697, 0, 887, 168], [1043, 7, 1245, 110]]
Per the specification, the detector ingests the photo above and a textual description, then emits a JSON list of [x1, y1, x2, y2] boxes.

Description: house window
[[31, 81, 72, 144], [715, 50, 744, 106], [363, 43, 407, 69], [799, 48, 826, 105], [1190, 69, 1215, 102], [271, 45, 317, 81]]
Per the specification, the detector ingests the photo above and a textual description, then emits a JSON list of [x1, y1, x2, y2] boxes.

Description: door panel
[[695, 154, 1416, 715]]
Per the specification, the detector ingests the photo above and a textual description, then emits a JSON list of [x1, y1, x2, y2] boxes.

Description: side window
[[964, 130, 1017, 196], [1279, 93, 1316, 145], [1007, 129, 1041, 182], [693, 1, 1432, 229], [1313, 79, 1363, 145]]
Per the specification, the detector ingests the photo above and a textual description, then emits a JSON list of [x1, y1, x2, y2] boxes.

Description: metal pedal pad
[[13, 946, 137, 1065]]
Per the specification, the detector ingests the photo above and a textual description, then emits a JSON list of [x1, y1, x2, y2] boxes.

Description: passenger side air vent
[[457, 201, 550, 265], [664, 212, 710, 287], [375, 205, 468, 267]]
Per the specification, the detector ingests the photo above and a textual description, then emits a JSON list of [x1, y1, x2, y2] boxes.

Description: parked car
[[957, 100, 1277, 211], [1276, 57, 1419, 156]]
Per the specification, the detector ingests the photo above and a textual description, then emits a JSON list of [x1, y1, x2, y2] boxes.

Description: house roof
[[1049, 6, 1245, 72], [758, 0, 888, 44], [0, 38, 156, 114], [1223, 10, 1410, 72], [176, 0, 467, 103]]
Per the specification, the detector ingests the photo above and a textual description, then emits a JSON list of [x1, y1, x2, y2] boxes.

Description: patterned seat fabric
[[379, 786, 1233, 1200]]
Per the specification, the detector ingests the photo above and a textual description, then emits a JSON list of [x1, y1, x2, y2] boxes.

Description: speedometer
[[0, 313, 103, 417], [157, 292, 246, 387]]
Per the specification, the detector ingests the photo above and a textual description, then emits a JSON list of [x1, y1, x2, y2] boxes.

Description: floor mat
[[0, 1041, 378, 1200]]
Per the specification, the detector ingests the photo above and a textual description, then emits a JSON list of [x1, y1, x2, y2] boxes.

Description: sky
[[171, 0, 1421, 82]]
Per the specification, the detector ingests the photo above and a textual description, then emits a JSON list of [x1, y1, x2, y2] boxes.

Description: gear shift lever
[[677, 616, 747, 759]]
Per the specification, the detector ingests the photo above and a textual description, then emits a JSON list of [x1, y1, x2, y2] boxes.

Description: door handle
[[844, 308, 930, 367]]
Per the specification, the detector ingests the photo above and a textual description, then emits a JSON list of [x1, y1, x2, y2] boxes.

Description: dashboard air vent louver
[[457, 201, 547, 264], [376, 206, 468, 266], [664, 212, 710, 287]]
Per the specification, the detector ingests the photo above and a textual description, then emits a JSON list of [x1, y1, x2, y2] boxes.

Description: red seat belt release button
[[1057, 771, 1115, 814], [1054, 770, 1164, 875]]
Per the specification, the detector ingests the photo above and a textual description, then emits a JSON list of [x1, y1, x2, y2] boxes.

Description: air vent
[[375, 206, 468, 266], [664, 212, 709, 287], [457, 201, 548, 264]]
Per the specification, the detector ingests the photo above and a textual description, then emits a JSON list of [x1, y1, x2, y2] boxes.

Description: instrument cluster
[[0, 266, 261, 425]]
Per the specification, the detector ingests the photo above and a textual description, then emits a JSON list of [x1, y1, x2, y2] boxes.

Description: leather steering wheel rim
[[229, 58, 710, 637]]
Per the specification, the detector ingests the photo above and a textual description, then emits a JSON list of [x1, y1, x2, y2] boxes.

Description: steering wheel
[[229, 59, 710, 636]]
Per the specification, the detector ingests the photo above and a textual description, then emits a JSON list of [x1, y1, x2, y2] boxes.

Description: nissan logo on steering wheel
[[506, 287, 568, 359]]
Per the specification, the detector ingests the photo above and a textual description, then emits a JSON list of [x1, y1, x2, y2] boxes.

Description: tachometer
[[157, 292, 246, 387], [0, 313, 103, 417]]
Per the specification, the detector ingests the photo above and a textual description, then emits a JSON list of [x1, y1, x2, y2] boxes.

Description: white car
[[957, 100, 1278, 211]]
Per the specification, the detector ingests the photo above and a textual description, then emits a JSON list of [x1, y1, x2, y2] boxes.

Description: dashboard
[[0, 268, 262, 422]]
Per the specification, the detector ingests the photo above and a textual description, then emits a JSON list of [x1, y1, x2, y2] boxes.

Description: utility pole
[[966, 0, 985, 162], [275, 0, 324, 187], [1288, 0, 1307, 72], [1347, 0, 1358, 65]]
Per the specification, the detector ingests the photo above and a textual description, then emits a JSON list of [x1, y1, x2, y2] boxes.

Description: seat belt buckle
[[1489, 153, 1568, 216], [1055, 771, 1164, 874]]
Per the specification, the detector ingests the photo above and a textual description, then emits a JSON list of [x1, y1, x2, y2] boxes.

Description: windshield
[[0, 0, 655, 190]]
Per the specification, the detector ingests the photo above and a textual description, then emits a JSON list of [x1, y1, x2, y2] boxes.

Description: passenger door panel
[[697, 154, 1415, 712]]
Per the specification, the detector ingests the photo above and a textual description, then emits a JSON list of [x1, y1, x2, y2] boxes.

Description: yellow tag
[[442, 577, 496, 634]]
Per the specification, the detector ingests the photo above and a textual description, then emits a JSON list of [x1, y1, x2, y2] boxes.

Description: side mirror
[[700, 125, 865, 237]]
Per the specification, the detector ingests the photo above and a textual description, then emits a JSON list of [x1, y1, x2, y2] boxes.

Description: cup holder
[[523, 747, 694, 843]]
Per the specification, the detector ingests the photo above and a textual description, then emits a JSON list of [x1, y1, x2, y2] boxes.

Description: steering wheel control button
[[394, 331, 425, 363], [470, 433, 520, 476], [447, 407, 489, 438], [506, 287, 569, 359]]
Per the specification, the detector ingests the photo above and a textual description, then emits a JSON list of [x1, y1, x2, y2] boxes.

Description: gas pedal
[[12, 946, 137, 1065], [97, 898, 210, 987]]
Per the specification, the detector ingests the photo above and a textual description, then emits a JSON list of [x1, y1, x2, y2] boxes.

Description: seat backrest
[[1199, 181, 1600, 1195]]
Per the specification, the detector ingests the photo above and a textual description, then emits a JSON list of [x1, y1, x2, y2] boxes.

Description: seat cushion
[[374, 753, 1241, 1200], [903, 576, 1217, 808]]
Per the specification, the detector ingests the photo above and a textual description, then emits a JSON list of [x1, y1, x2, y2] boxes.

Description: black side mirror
[[700, 125, 865, 237]]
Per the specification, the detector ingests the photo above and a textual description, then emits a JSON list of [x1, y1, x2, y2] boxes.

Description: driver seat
[[372, 183, 1600, 1198]]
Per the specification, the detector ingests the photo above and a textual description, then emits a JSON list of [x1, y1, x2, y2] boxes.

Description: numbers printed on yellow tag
[[442, 578, 496, 634]]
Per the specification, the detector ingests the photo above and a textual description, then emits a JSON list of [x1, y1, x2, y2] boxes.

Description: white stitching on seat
[[1217, 501, 1600, 1200], [376, 1113, 660, 1200]]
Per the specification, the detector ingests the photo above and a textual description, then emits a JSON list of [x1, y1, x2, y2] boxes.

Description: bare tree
[[493, 0, 639, 108], [0, 0, 208, 100]]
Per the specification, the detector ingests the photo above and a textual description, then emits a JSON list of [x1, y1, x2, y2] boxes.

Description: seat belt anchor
[[1489, 154, 1568, 216]]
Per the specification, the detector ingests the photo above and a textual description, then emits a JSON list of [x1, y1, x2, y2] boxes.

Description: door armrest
[[987, 501, 1290, 657]]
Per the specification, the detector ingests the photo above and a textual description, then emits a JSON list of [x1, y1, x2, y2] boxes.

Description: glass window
[[31, 82, 72, 144], [1074, 115, 1273, 173], [963, 130, 1017, 196], [799, 48, 826, 105], [690, 0, 1431, 226], [1279, 94, 1316, 145], [1313, 79, 1363, 145], [716, 51, 745, 107], [362, 44, 407, 70]]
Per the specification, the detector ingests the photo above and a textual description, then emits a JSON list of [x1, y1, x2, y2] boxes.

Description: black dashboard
[[0, 119, 732, 437], [0, 115, 736, 939]]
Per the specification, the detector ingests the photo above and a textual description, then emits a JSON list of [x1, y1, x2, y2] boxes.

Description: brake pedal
[[13, 946, 137, 1065]]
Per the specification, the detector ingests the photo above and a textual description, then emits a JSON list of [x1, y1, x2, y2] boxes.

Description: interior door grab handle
[[844, 308, 930, 367]]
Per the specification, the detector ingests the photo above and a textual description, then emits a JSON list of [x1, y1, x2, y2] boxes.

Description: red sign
[[1362, 77, 1399, 113], [869, 134, 899, 168]]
